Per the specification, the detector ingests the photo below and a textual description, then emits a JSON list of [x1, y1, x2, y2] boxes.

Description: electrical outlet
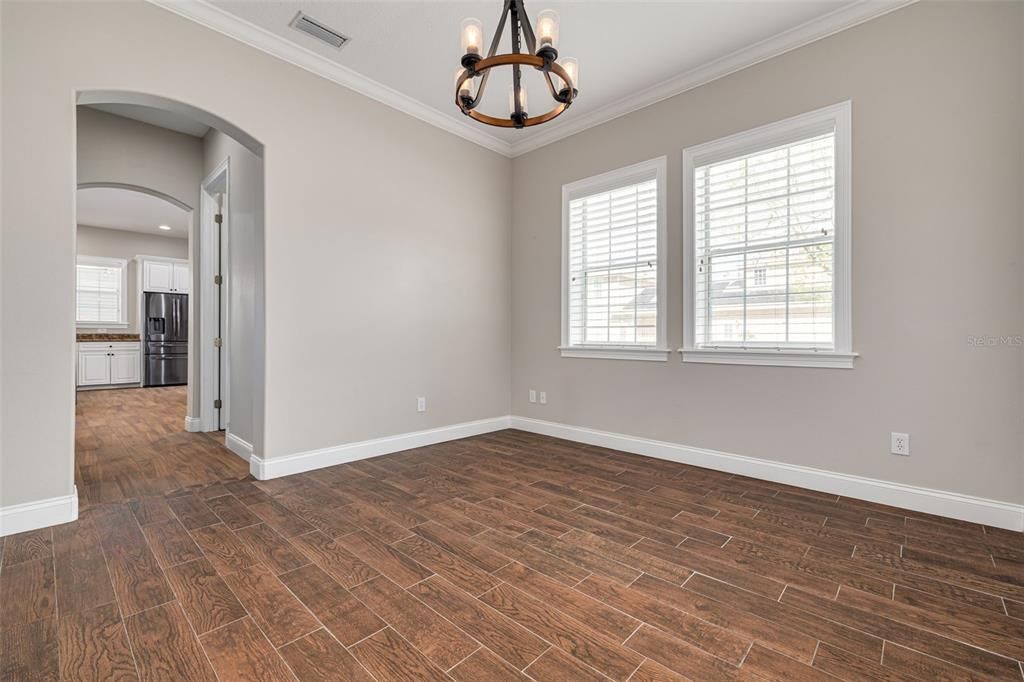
[[891, 432, 910, 456], [529, 390, 537, 404], [539, 391, 547, 404], [417, 397, 426, 413]]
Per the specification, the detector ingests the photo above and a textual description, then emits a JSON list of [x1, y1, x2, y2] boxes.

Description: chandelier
[[455, 1, 579, 129]]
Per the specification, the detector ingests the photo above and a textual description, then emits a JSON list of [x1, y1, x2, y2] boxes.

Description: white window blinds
[[693, 131, 836, 350], [76, 259, 125, 325], [567, 177, 659, 346]]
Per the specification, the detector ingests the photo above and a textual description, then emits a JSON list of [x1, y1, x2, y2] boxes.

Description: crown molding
[[148, 0, 914, 160], [146, 0, 514, 157], [508, 0, 916, 157]]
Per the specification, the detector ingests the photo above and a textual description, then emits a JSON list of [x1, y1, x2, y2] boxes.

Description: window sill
[[560, 346, 671, 362], [680, 348, 857, 369], [76, 322, 129, 329]]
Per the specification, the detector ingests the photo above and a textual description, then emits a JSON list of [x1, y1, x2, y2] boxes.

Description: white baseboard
[[225, 431, 253, 462], [509, 416, 1024, 532], [184, 416, 202, 432], [249, 416, 512, 480], [0, 486, 79, 537]]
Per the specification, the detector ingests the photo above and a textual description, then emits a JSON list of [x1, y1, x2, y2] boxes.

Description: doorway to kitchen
[[72, 91, 266, 506]]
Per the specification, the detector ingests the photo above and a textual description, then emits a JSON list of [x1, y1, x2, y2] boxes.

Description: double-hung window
[[76, 256, 128, 327], [561, 157, 668, 361], [683, 102, 855, 368]]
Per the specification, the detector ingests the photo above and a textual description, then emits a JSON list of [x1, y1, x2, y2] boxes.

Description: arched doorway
[[73, 90, 266, 504]]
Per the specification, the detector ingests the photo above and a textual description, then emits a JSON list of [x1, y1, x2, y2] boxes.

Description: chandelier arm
[[542, 70, 559, 99], [514, 0, 538, 55], [510, 1, 524, 122], [484, 0, 511, 60]]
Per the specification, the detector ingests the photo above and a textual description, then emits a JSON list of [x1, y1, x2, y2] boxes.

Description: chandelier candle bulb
[[536, 10, 559, 51], [561, 57, 579, 91], [455, 69, 474, 100], [509, 85, 528, 116], [460, 17, 483, 56]]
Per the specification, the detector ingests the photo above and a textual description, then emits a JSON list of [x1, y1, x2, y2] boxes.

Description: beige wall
[[511, 1, 1024, 504], [77, 107, 204, 213], [76, 224, 188, 335], [1, 0, 512, 507], [202, 129, 265, 449]]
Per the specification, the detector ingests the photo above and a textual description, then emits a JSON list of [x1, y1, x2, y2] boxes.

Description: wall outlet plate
[[417, 397, 426, 413], [539, 391, 547, 404], [529, 390, 537, 404], [891, 432, 910, 456]]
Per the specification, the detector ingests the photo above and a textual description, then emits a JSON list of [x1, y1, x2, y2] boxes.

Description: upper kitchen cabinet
[[172, 262, 190, 294], [142, 257, 189, 293]]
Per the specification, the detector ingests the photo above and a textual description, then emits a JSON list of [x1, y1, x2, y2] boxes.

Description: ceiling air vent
[[289, 12, 350, 49]]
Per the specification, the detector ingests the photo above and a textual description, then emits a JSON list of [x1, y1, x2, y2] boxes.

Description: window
[[561, 157, 668, 361], [76, 256, 127, 327], [683, 102, 855, 368]]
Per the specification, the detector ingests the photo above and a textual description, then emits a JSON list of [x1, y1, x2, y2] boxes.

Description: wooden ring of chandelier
[[455, 56, 577, 128]]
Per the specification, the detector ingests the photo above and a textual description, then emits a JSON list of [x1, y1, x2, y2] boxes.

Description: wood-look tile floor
[[3, 388, 1024, 680]]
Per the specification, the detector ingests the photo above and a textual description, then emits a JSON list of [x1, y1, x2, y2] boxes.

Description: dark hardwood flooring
[[2, 386, 1023, 680]]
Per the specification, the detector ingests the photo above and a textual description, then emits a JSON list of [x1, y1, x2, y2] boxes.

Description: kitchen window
[[560, 157, 668, 361], [76, 256, 128, 327], [682, 102, 855, 368]]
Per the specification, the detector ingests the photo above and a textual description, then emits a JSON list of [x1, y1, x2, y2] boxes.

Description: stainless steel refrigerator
[[144, 292, 188, 386]]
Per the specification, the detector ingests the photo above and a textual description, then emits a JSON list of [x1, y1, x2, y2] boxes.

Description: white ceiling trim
[[509, 0, 915, 157], [148, 0, 913, 159], [147, 0, 514, 156]]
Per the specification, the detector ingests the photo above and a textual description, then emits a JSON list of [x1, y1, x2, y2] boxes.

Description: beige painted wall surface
[[511, 1, 1024, 503], [77, 107, 204, 213], [76, 224, 188, 335], [1, 1, 511, 507], [202, 130, 265, 449]]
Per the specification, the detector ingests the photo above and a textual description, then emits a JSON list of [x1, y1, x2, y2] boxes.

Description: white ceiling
[[86, 103, 212, 138], [155, 0, 910, 155], [77, 187, 190, 238]]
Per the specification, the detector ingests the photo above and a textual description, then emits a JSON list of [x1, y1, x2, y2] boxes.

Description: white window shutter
[[694, 131, 837, 350], [76, 261, 125, 325], [567, 178, 659, 347]]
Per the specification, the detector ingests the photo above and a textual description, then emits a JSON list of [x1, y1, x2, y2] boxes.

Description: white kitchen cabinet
[[142, 259, 189, 293], [110, 349, 141, 384], [78, 350, 112, 386], [172, 262, 190, 294], [143, 260, 174, 292], [77, 342, 141, 387]]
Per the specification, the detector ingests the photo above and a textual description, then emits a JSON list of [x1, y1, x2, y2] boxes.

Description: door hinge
[[214, 337, 223, 348], [214, 275, 223, 285], [214, 213, 223, 225], [214, 399, 222, 409]]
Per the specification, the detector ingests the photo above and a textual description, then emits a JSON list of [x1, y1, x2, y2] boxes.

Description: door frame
[[199, 158, 230, 433]]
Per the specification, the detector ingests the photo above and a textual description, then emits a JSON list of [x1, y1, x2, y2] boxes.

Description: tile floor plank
[[57, 602, 138, 681], [199, 617, 296, 681], [163, 557, 247, 634], [279, 629, 374, 681], [124, 602, 217, 681], [220, 563, 320, 648]]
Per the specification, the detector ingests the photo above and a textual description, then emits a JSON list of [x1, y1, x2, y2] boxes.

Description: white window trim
[[681, 101, 855, 369], [76, 255, 129, 328], [560, 156, 669, 361]]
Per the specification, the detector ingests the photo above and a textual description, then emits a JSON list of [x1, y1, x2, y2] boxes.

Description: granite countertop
[[77, 333, 141, 342]]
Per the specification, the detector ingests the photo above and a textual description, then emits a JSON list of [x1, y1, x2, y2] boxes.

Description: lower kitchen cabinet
[[77, 342, 141, 387]]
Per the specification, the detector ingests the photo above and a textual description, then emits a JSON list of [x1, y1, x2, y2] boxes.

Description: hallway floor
[[74, 386, 247, 507], [1, 390, 1022, 680]]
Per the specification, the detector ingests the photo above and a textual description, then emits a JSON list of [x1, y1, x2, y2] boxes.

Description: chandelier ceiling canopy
[[455, 0, 579, 129]]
